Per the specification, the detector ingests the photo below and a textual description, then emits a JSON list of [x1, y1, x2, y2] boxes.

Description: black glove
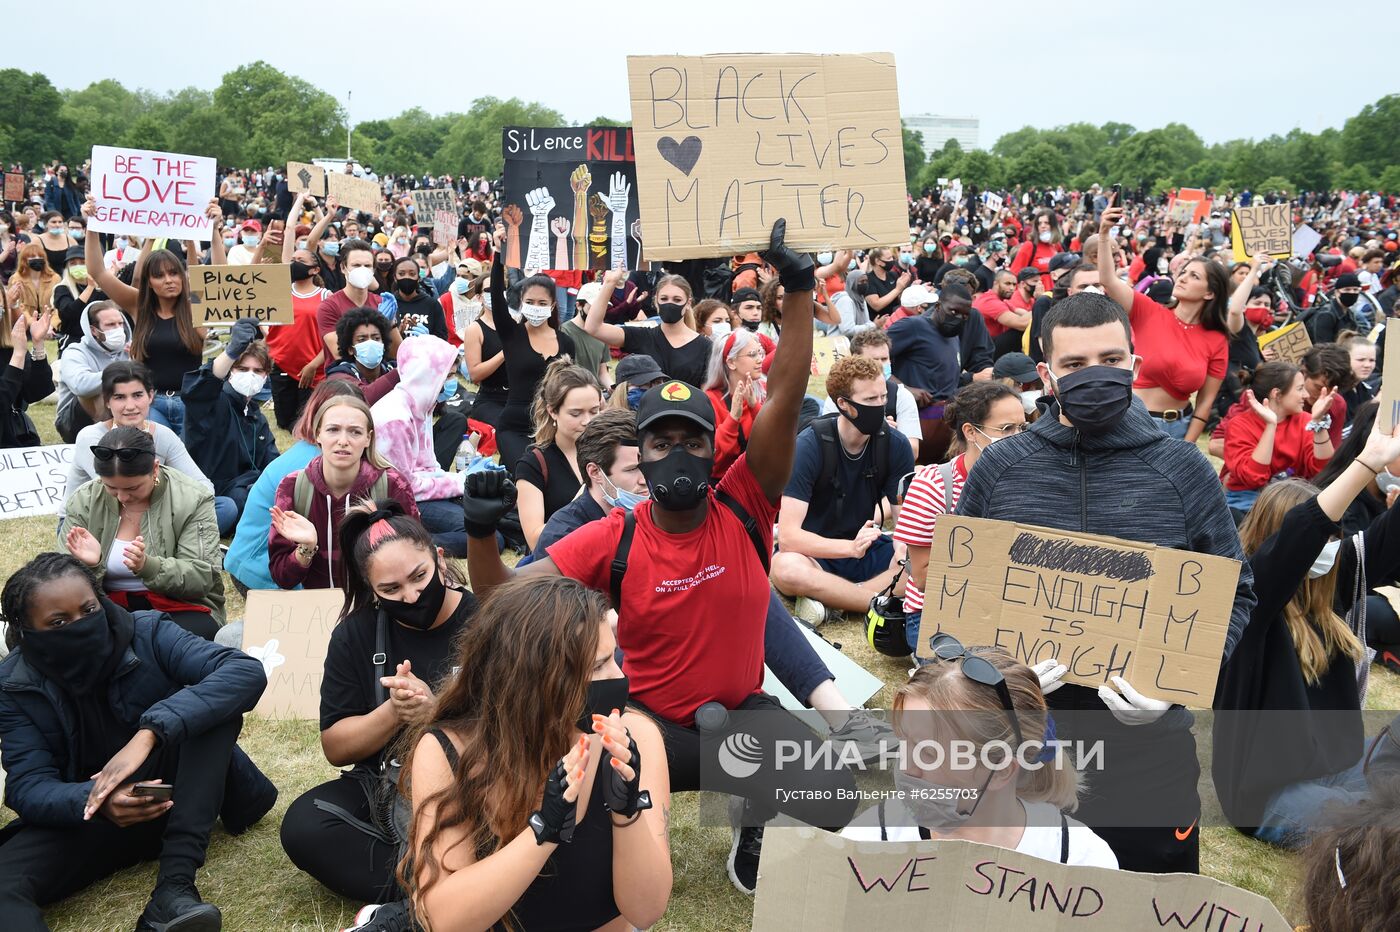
[[225, 319, 262, 360], [602, 731, 652, 818], [759, 218, 815, 291], [528, 759, 577, 845], [463, 469, 516, 540]]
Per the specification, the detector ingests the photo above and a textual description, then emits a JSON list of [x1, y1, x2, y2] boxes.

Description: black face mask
[[1049, 364, 1135, 435], [935, 312, 965, 337], [26, 257, 44, 271], [21, 608, 113, 694], [657, 301, 685, 324], [290, 260, 315, 282], [839, 397, 886, 436], [415, 243, 432, 256], [395, 278, 419, 296], [639, 446, 714, 511], [577, 675, 630, 731], [379, 567, 447, 630], [1337, 291, 1360, 308], [741, 319, 760, 332]]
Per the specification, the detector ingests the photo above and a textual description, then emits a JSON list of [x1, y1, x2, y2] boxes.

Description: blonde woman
[[268, 396, 418, 590], [515, 359, 603, 550], [583, 268, 711, 386]]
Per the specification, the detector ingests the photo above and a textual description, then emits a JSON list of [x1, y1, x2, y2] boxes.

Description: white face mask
[[1376, 468, 1400, 496], [520, 305, 551, 327], [228, 370, 266, 398], [1308, 539, 1342, 579], [101, 327, 127, 352], [346, 266, 376, 290], [710, 321, 732, 340], [1020, 390, 1041, 415], [1038, 230, 1053, 244]]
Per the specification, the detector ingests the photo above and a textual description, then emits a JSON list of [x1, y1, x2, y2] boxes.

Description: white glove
[[1096, 676, 1171, 726], [1031, 659, 1068, 696]]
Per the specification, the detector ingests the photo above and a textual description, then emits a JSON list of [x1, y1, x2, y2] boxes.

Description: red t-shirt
[[1129, 291, 1228, 401], [547, 454, 777, 726], [972, 291, 1014, 338], [316, 289, 382, 370], [436, 293, 463, 349], [1222, 408, 1330, 491], [266, 287, 329, 377]]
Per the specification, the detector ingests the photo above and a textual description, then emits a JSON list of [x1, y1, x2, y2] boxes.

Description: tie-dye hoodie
[[369, 335, 460, 501]]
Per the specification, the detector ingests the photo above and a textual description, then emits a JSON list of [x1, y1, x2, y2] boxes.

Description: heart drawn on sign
[[657, 136, 702, 176]]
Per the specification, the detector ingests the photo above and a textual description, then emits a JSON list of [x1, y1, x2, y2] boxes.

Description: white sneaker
[[794, 596, 831, 627]]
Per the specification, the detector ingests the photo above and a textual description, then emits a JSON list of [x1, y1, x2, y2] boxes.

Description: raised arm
[[1226, 256, 1268, 335], [205, 199, 226, 266], [81, 197, 137, 312], [305, 197, 337, 253], [1097, 201, 1134, 313], [489, 251, 520, 341], [745, 219, 815, 502], [281, 194, 306, 264], [582, 269, 630, 347]]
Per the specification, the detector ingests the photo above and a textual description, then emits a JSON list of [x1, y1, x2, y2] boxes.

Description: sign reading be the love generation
[[88, 146, 215, 241]]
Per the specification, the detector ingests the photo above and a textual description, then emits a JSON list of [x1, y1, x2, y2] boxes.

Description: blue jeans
[[1226, 488, 1261, 512], [148, 394, 186, 440], [764, 589, 834, 705], [1253, 740, 1378, 848], [556, 286, 577, 325], [214, 496, 238, 537], [1153, 414, 1191, 440], [417, 497, 466, 558]]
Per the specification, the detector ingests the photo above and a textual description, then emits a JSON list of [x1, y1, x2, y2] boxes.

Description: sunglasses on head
[[90, 446, 151, 463], [925, 632, 1024, 749]]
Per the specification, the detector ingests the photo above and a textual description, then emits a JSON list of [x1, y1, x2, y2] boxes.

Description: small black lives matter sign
[[189, 264, 295, 326], [626, 53, 907, 260]]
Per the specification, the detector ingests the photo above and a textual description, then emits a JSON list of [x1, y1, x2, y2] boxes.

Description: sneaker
[[342, 901, 414, 932], [827, 709, 894, 763], [1380, 650, 1400, 675], [726, 796, 764, 896], [134, 883, 221, 932], [794, 596, 832, 627]]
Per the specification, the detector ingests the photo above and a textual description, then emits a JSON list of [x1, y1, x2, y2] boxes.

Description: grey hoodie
[[55, 307, 132, 427]]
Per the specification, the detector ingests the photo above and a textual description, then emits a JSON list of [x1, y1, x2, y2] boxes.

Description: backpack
[[293, 469, 390, 518], [810, 414, 892, 524], [702, 260, 764, 300], [608, 490, 769, 608], [884, 378, 899, 420]]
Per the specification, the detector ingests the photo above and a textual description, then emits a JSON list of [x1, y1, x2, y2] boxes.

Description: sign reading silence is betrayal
[[501, 126, 639, 273], [626, 53, 907, 260], [0, 445, 74, 519], [88, 146, 215, 241], [920, 516, 1241, 706], [242, 588, 345, 720], [188, 264, 294, 326], [752, 828, 1289, 931]]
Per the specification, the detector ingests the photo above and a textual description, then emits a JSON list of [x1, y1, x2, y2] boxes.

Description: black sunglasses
[[926, 632, 1024, 749], [90, 446, 151, 463]]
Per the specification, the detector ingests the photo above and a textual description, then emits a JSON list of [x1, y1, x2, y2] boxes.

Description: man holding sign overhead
[[950, 292, 1255, 875]]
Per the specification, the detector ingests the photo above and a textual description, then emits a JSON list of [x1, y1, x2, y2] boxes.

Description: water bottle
[[454, 433, 476, 474]]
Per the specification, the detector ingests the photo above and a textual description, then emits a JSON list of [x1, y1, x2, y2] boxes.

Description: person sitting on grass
[[326, 307, 400, 405], [514, 359, 602, 552], [770, 354, 913, 626], [0, 552, 276, 931]]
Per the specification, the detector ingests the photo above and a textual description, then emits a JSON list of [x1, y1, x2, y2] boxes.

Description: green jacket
[[61, 468, 226, 625]]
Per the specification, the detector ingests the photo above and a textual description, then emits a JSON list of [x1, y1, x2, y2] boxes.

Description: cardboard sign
[[948, 178, 963, 208], [1379, 326, 1400, 433], [1166, 199, 1196, 223], [1256, 320, 1312, 363], [412, 188, 456, 226], [1291, 223, 1322, 259], [1173, 188, 1210, 224], [242, 589, 344, 720], [919, 515, 1240, 706], [3, 172, 23, 202], [626, 53, 906, 260], [0, 445, 74, 519], [287, 161, 327, 197], [762, 620, 882, 715], [88, 145, 215, 240], [188, 264, 294, 326], [982, 192, 1003, 214], [1230, 204, 1292, 262], [432, 210, 456, 246], [752, 827, 1289, 932], [501, 125, 639, 273], [326, 171, 381, 214]]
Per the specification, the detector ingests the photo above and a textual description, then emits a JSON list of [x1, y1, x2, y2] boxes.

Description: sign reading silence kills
[[626, 53, 907, 260]]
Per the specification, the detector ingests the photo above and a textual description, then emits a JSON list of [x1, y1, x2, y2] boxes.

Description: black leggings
[[1366, 593, 1400, 651], [0, 717, 242, 931], [117, 594, 219, 641], [280, 774, 401, 904]]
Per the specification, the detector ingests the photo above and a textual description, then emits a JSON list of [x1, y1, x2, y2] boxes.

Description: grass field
[[4, 378, 1397, 930]]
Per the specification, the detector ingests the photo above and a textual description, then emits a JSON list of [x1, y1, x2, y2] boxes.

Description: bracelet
[[609, 810, 644, 828], [1191, 415, 1207, 424], [1358, 461, 1382, 476], [295, 543, 318, 559]]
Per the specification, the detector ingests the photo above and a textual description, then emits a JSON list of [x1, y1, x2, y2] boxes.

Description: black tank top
[[430, 728, 619, 931], [142, 314, 202, 393], [474, 322, 510, 402], [45, 244, 69, 276]]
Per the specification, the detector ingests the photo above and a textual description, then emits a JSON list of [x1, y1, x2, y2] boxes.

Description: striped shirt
[[892, 454, 967, 613]]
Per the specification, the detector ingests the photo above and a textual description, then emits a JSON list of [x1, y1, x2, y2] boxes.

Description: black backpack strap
[[372, 608, 390, 706], [811, 415, 841, 507], [878, 799, 888, 842], [428, 727, 460, 770], [1060, 812, 1070, 864], [715, 488, 770, 574], [885, 378, 899, 419], [609, 509, 638, 609]]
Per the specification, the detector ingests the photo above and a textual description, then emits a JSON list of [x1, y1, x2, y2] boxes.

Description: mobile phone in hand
[[132, 782, 174, 802], [1110, 184, 1122, 205]]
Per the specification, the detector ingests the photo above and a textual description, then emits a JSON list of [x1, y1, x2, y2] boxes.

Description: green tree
[[119, 113, 169, 152], [166, 105, 244, 165], [0, 69, 73, 167], [1109, 125, 1203, 190], [901, 123, 925, 190], [1256, 176, 1295, 198], [1340, 95, 1400, 177], [1005, 142, 1067, 189], [213, 62, 344, 166], [587, 116, 629, 127], [955, 150, 1004, 190], [1101, 121, 1136, 148], [1377, 165, 1400, 194], [367, 108, 454, 175], [1332, 163, 1376, 191], [434, 97, 566, 178], [1286, 132, 1332, 192], [61, 79, 147, 165], [991, 126, 1042, 160]]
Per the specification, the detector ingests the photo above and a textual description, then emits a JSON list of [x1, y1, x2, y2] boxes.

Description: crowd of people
[[0, 154, 1399, 931]]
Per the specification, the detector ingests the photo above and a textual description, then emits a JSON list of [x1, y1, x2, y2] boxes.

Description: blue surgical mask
[[816, 252, 833, 265], [353, 339, 384, 368], [601, 473, 648, 513], [115, 237, 129, 250], [223, 236, 236, 248], [451, 277, 470, 295], [438, 379, 458, 402], [322, 241, 341, 256], [626, 386, 646, 410], [68, 229, 82, 239], [882, 363, 893, 378], [898, 253, 914, 267], [923, 242, 937, 253], [848, 259, 859, 271], [242, 234, 260, 247]]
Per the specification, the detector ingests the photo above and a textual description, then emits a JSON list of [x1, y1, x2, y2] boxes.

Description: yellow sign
[[1255, 320, 1312, 363], [1230, 204, 1292, 262]]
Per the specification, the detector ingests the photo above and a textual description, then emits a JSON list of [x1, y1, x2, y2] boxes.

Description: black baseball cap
[[732, 287, 761, 305], [1048, 252, 1080, 273], [636, 380, 716, 433], [616, 354, 666, 386], [992, 352, 1039, 383]]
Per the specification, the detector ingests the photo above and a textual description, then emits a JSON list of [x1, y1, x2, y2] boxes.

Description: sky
[[18, 0, 1386, 150]]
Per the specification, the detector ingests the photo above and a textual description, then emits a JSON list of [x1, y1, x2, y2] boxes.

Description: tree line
[[1, 62, 1396, 196]]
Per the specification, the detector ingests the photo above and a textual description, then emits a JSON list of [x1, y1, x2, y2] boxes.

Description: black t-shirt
[[515, 442, 582, 519], [320, 589, 478, 769], [619, 326, 711, 387], [864, 267, 898, 302], [143, 315, 202, 393]]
